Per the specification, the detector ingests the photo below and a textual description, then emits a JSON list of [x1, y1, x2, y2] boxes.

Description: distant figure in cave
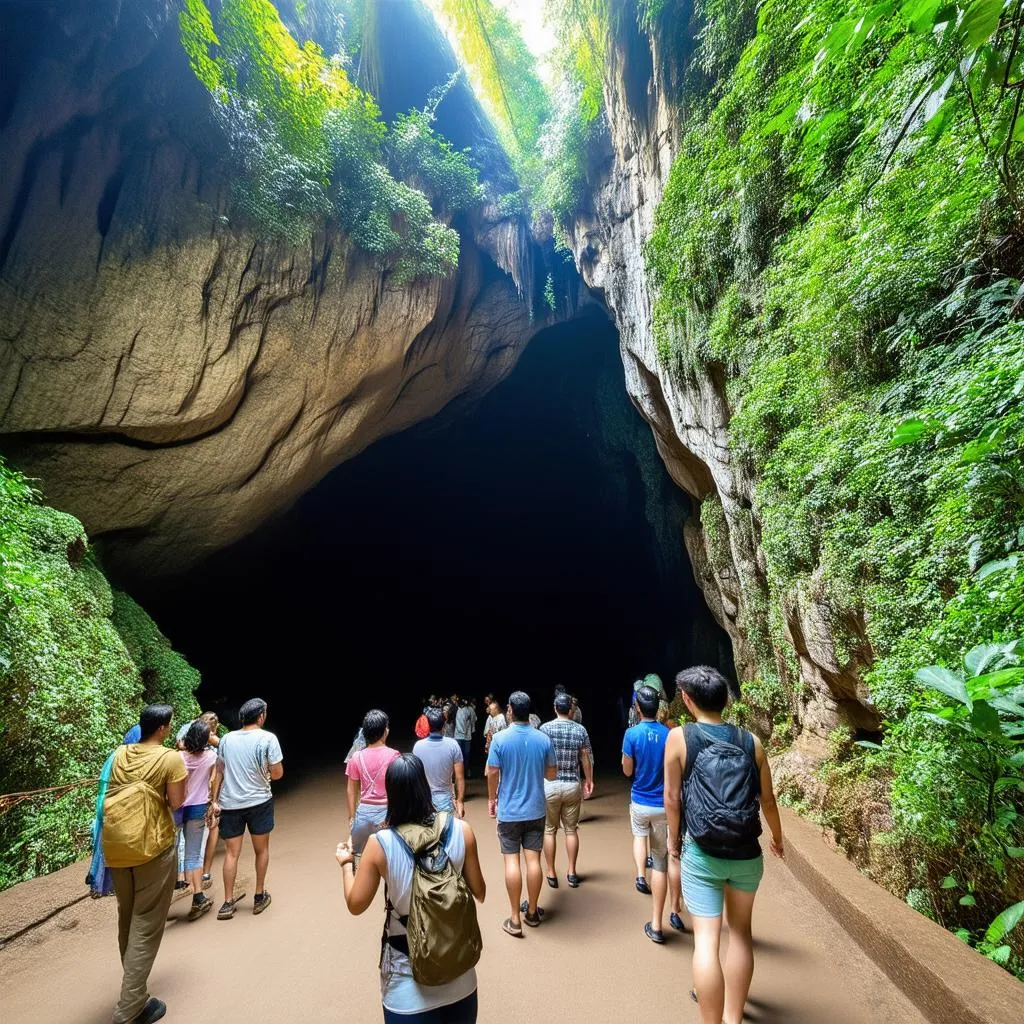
[[454, 698, 478, 777], [664, 666, 785, 1024], [486, 691, 556, 936], [482, 699, 506, 758], [346, 709, 400, 863], [210, 697, 284, 920]]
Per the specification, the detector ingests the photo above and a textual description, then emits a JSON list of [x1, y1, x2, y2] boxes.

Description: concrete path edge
[[780, 807, 1023, 1024]]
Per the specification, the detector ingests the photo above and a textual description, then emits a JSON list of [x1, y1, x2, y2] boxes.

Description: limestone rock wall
[[0, 0, 546, 574], [566, 15, 877, 752]]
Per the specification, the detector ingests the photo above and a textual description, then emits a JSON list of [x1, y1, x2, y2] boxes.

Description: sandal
[[644, 921, 665, 944], [567, 873, 580, 888], [669, 911, 686, 931], [502, 918, 523, 938], [635, 876, 651, 895], [546, 875, 559, 888]]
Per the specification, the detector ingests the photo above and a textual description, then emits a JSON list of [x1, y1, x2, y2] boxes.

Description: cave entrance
[[137, 308, 734, 763]]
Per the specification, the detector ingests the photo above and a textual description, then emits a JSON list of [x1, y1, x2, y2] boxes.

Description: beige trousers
[[109, 842, 176, 1022]]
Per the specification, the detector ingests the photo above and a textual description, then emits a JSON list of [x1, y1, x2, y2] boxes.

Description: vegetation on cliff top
[[0, 458, 200, 888], [179, 0, 482, 277], [642, 0, 1024, 970]]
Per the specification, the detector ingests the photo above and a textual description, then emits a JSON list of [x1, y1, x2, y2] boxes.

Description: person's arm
[[621, 752, 634, 777], [459, 822, 486, 902], [268, 735, 284, 781], [543, 740, 557, 782], [165, 753, 186, 811], [664, 727, 686, 859], [453, 760, 466, 818], [336, 833, 384, 914], [209, 756, 224, 816], [581, 735, 595, 798], [486, 755, 500, 818], [755, 736, 784, 858]]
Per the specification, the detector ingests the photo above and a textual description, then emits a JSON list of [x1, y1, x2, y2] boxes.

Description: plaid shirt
[[539, 718, 593, 783]]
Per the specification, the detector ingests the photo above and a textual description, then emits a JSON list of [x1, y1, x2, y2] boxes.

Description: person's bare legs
[[523, 848, 543, 915], [691, 913, 725, 1024], [722, 886, 757, 1024], [543, 832, 558, 878], [251, 832, 270, 893], [203, 821, 219, 878], [503, 852, 523, 927], [565, 830, 580, 876], [187, 866, 203, 895], [651, 866, 667, 932], [669, 853, 683, 916], [222, 835, 243, 904], [632, 835, 648, 878]]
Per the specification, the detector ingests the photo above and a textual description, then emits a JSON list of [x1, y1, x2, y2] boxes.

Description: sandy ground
[[0, 770, 927, 1023]]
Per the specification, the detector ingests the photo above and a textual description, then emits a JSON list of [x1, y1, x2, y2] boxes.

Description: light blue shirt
[[486, 723, 555, 822]]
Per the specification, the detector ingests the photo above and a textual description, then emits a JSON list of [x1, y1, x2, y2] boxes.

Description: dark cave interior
[[134, 309, 734, 766]]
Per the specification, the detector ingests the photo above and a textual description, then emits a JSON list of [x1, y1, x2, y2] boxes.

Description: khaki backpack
[[383, 812, 482, 986], [101, 748, 177, 868]]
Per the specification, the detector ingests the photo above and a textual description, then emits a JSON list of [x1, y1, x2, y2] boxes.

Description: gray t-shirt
[[217, 727, 283, 810], [454, 705, 476, 741], [412, 734, 463, 797]]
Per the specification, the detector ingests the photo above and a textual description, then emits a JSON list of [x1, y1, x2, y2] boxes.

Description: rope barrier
[[0, 779, 98, 815]]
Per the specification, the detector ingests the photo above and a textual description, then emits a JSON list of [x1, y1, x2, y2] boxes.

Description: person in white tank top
[[336, 753, 486, 1023]]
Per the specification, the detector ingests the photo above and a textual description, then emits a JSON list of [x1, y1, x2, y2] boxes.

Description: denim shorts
[[682, 836, 764, 917], [431, 790, 455, 813], [351, 802, 388, 855]]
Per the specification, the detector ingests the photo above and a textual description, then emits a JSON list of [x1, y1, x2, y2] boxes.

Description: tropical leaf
[[985, 900, 1024, 944], [915, 665, 972, 707]]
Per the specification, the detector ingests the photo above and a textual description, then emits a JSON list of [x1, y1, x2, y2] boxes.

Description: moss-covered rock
[[0, 458, 200, 889]]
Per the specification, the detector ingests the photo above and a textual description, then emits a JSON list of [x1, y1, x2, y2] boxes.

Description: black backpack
[[682, 724, 762, 854]]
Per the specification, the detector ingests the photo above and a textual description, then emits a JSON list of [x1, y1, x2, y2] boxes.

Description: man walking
[[104, 704, 187, 1024], [487, 691, 556, 937], [540, 690, 594, 888], [622, 685, 671, 944], [412, 706, 466, 816], [483, 699, 506, 754], [210, 697, 283, 920], [454, 698, 477, 776]]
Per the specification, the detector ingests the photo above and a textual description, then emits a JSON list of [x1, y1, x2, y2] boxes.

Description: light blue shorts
[[351, 802, 388, 856], [431, 790, 455, 813], [682, 837, 764, 918]]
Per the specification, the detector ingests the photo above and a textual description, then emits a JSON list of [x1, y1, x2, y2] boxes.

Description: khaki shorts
[[629, 802, 668, 871], [544, 780, 583, 835]]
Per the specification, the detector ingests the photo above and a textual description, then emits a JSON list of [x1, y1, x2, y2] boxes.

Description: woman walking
[[336, 754, 486, 1023], [180, 719, 218, 920], [346, 710, 400, 859]]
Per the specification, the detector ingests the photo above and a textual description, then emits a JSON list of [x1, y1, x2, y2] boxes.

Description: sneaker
[[188, 895, 213, 921], [645, 855, 654, 869], [635, 876, 651, 895], [133, 998, 166, 1023], [669, 911, 686, 932], [253, 891, 272, 915], [201, 873, 212, 891], [217, 901, 235, 920], [644, 921, 665, 944]]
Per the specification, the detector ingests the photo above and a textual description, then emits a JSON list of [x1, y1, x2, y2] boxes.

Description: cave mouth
[[134, 308, 734, 765]]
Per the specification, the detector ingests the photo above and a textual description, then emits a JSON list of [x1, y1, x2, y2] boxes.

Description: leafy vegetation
[[180, 0, 481, 278], [643, 0, 1024, 968], [0, 458, 200, 889]]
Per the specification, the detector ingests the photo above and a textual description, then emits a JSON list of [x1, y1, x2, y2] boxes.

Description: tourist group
[[92, 668, 783, 1024]]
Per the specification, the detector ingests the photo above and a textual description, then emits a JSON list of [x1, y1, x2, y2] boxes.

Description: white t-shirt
[[376, 821, 476, 1013], [217, 728, 283, 810]]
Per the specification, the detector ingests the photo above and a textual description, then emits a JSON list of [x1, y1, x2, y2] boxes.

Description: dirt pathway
[[0, 771, 926, 1023]]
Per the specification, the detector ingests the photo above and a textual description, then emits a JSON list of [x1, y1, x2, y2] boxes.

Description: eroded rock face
[[0, 0, 546, 574], [566, 20, 878, 747]]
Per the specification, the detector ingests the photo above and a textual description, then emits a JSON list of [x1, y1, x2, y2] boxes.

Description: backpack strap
[[696, 724, 756, 763]]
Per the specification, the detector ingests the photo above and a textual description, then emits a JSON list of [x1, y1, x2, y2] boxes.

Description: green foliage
[[180, 0, 477, 278], [0, 457, 200, 889], [644, 0, 1024, 962], [543, 272, 556, 312], [430, 0, 550, 187]]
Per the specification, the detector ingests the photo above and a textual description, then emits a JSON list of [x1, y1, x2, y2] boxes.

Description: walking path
[[0, 771, 927, 1023]]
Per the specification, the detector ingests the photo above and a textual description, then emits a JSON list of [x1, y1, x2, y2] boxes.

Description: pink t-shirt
[[182, 748, 217, 808], [346, 745, 400, 805]]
